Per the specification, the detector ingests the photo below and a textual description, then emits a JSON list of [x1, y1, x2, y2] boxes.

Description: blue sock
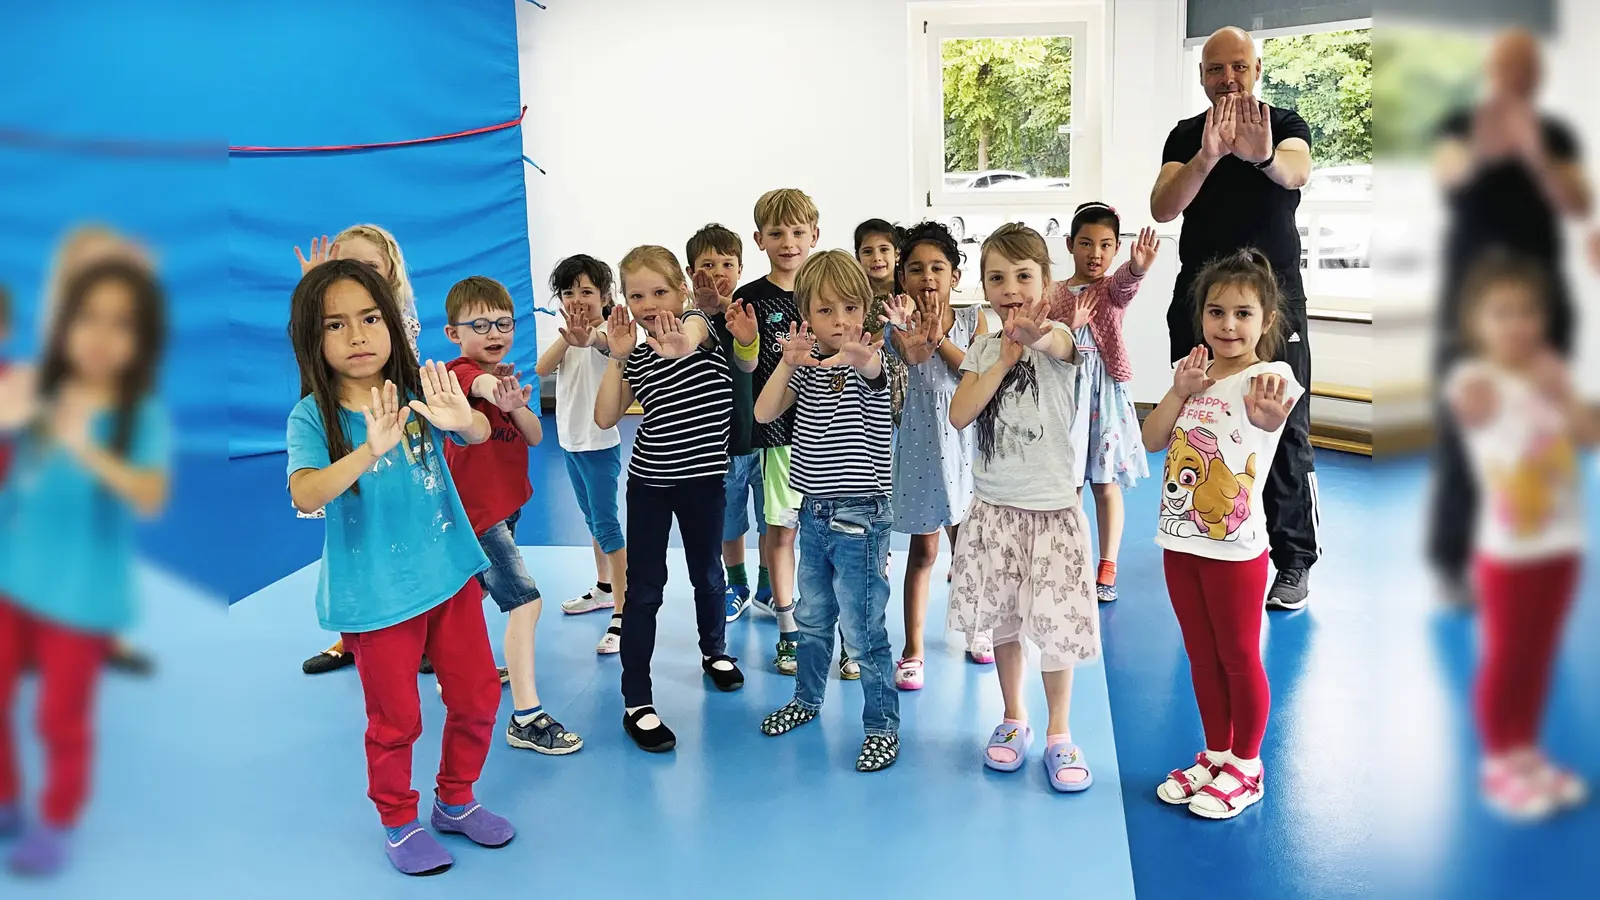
[[513, 705, 543, 726], [435, 797, 474, 817], [385, 819, 421, 843], [780, 631, 799, 642]]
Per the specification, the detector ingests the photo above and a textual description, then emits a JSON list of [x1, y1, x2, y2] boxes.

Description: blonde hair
[[754, 188, 819, 231], [335, 224, 416, 317], [794, 250, 873, 322], [980, 223, 1054, 287], [618, 245, 689, 298]]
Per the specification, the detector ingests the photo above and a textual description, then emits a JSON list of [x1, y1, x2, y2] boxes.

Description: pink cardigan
[[1046, 261, 1144, 383]]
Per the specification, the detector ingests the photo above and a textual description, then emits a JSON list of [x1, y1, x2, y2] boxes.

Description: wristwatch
[[1254, 147, 1276, 170]]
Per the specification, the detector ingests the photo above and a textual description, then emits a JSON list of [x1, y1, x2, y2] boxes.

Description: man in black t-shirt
[[1426, 29, 1590, 602], [1150, 25, 1319, 610]]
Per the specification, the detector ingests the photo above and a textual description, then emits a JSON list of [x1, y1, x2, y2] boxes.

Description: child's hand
[[998, 333, 1025, 370], [726, 300, 759, 346], [491, 369, 534, 412], [820, 323, 884, 371], [878, 293, 919, 332], [294, 236, 339, 275], [1451, 371, 1499, 430], [1530, 349, 1573, 405], [559, 301, 598, 348], [362, 380, 412, 458], [410, 360, 476, 432], [920, 288, 952, 337], [0, 365, 37, 431], [1002, 295, 1054, 347], [605, 305, 636, 357], [691, 270, 724, 313], [780, 323, 819, 367], [1173, 346, 1215, 399], [1243, 371, 1297, 431], [645, 313, 698, 359], [1129, 226, 1160, 276], [49, 394, 93, 458], [1065, 287, 1096, 330]]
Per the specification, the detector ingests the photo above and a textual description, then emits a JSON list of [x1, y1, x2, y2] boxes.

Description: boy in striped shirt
[[752, 252, 901, 772]]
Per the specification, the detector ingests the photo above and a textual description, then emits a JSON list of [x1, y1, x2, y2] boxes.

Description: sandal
[[1189, 762, 1264, 819], [1158, 752, 1224, 804], [983, 721, 1032, 773], [967, 634, 995, 665], [1538, 760, 1589, 811], [856, 734, 900, 772], [1481, 757, 1555, 821], [1045, 741, 1093, 792], [894, 657, 924, 691], [701, 655, 745, 692], [761, 700, 818, 736]]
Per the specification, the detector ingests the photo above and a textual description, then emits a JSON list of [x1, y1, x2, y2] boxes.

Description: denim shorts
[[564, 446, 625, 554], [722, 451, 766, 542], [476, 509, 542, 614]]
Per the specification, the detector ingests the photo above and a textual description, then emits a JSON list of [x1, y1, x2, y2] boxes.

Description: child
[[947, 224, 1097, 794], [442, 276, 582, 755], [1046, 204, 1160, 602], [1140, 248, 1302, 821], [735, 189, 820, 676], [0, 261, 169, 876], [595, 246, 743, 752], [296, 224, 426, 674], [854, 218, 908, 432], [1446, 251, 1592, 819], [887, 222, 988, 689], [682, 225, 766, 629], [286, 259, 514, 874], [537, 256, 629, 655], [755, 252, 900, 771]]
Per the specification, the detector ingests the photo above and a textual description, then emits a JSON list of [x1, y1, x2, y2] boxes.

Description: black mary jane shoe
[[701, 654, 745, 692], [623, 706, 677, 753]]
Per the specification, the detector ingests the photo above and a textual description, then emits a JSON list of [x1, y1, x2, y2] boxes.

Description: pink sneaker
[[895, 657, 924, 691]]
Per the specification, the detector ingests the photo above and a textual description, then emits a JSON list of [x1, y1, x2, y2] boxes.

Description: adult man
[[1150, 25, 1318, 611], [1429, 28, 1589, 605]]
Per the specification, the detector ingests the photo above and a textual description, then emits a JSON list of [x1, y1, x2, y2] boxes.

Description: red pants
[[0, 599, 110, 827], [342, 580, 500, 828], [1474, 554, 1579, 755], [1163, 550, 1272, 759]]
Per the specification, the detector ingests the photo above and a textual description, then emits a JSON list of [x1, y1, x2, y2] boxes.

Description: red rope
[[228, 106, 527, 154]]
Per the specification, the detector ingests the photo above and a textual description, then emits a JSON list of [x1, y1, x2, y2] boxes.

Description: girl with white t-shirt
[[1141, 248, 1303, 821], [535, 255, 629, 654], [1445, 252, 1594, 820]]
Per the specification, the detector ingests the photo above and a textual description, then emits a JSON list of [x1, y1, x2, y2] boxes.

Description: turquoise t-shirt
[[0, 399, 170, 635], [285, 394, 488, 634]]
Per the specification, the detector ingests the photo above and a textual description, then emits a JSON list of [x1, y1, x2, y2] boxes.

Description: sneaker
[[1264, 568, 1309, 611], [725, 585, 752, 623], [774, 639, 798, 676], [506, 712, 583, 755], [750, 587, 776, 617], [1096, 582, 1117, 603], [562, 587, 615, 615]]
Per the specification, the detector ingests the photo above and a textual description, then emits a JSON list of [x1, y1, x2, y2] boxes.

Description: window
[[912, 3, 1104, 301]]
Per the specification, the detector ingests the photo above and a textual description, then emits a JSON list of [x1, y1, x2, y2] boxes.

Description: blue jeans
[[476, 509, 542, 613], [721, 451, 766, 542], [564, 446, 625, 554], [794, 494, 898, 736]]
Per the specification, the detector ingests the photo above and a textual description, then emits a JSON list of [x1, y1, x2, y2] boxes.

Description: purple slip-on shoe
[[430, 799, 515, 848], [385, 821, 453, 876]]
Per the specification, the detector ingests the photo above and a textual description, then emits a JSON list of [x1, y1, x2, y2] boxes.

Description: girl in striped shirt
[[595, 246, 744, 753]]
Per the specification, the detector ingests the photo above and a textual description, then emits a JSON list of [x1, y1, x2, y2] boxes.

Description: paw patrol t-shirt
[[1155, 361, 1302, 561], [1450, 363, 1584, 562]]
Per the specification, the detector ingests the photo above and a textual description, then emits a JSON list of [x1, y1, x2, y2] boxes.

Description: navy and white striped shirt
[[622, 310, 732, 485], [786, 355, 893, 497]]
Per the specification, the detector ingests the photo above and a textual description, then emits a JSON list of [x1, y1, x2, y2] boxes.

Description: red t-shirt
[[443, 357, 533, 536]]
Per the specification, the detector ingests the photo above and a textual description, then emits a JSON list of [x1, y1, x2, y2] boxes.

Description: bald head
[[1200, 26, 1260, 103], [1488, 28, 1541, 100]]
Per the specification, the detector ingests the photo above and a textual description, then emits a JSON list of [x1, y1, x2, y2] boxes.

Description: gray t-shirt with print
[[960, 324, 1080, 511]]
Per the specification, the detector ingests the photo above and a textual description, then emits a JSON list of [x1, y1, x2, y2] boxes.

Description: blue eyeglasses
[[454, 317, 516, 335]]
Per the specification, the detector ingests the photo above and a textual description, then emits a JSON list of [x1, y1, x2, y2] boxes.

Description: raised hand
[[1243, 371, 1297, 431], [878, 293, 919, 332], [1003, 295, 1054, 347], [1227, 97, 1274, 165], [1216, 94, 1237, 156], [1173, 346, 1215, 399], [605, 305, 637, 358], [1529, 349, 1572, 405], [725, 299, 759, 346], [410, 360, 476, 432], [780, 322, 819, 367], [645, 312, 699, 359], [997, 333, 1025, 370], [1129, 226, 1160, 276], [49, 392, 93, 458], [690, 270, 723, 312], [491, 369, 534, 412], [820, 322, 884, 371], [362, 380, 411, 458], [0, 364, 38, 431], [1065, 287, 1096, 330], [294, 236, 339, 274], [1201, 97, 1228, 165], [559, 300, 598, 347]]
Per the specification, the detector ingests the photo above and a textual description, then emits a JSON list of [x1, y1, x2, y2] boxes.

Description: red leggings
[[1474, 554, 1579, 755], [1163, 550, 1271, 759], [342, 580, 501, 828], [0, 599, 110, 827]]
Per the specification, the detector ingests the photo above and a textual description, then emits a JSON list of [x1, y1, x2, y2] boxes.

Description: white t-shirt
[[1155, 361, 1303, 561], [556, 343, 620, 453], [1451, 362, 1584, 562], [960, 325, 1080, 511]]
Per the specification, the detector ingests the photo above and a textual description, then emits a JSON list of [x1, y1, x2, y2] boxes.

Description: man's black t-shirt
[[1162, 104, 1314, 327], [1436, 107, 1579, 268], [709, 310, 756, 458]]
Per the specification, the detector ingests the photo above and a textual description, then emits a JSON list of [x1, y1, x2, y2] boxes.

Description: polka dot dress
[[891, 305, 979, 535]]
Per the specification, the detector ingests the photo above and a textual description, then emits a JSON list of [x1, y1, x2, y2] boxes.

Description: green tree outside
[[1258, 29, 1372, 167], [942, 37, 1074, 178]]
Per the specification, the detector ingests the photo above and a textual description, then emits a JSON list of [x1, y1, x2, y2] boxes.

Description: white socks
[[625, 705, 661, 730], [774, 602, 798, 634], [704, 656, 735, 672]]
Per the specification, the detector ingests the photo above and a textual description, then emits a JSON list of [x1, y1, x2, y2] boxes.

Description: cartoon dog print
[[1160, 426, 1256, 541]]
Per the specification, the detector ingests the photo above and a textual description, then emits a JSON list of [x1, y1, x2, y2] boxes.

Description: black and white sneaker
[[506, 712, 583, 755], [1265, 568, 1309, 611]]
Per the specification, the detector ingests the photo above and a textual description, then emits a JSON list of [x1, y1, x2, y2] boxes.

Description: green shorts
[[761, 446, 801, 529]]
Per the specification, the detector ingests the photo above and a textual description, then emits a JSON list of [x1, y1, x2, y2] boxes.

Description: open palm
[[821, 323, 883, 370], [409, 361, 475, 432], [605, 305, 637, 357], [1243, 372, 1296, 431], [781, 323, 819, 367], [1173, 346, 1214, 398], [646, 313, 698, 359], [362, 381, 411, 458]]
